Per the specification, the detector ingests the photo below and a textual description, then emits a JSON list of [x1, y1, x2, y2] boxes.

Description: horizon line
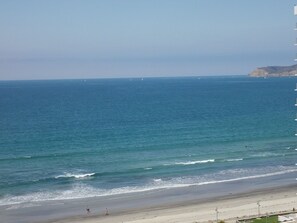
[[0, 74, 249, 82]]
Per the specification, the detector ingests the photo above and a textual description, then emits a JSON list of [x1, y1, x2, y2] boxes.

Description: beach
[[1, 173, 296, 223], [42, 184, 297, 223]]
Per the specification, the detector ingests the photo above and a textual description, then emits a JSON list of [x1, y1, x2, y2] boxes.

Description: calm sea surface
[[0, 76, 296, 206]]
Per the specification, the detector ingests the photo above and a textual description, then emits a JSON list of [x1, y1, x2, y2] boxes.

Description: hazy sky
[[0, 0, 295, 80]]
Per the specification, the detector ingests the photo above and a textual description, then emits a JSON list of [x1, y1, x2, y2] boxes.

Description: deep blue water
[[0, 76, 296, 205]]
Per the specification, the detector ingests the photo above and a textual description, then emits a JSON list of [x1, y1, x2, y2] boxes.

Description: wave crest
[[170, 159, 215, 166], [226, 158, 243, 162], [1, 166, 296, 207], [55, 173, 95, 179]]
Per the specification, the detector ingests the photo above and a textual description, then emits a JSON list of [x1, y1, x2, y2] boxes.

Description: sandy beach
[[45, 185, 297, 223], [1, 173, 296, 223]]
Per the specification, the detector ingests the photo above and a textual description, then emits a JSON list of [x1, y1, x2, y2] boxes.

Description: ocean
[[0, 76, 296, 207]]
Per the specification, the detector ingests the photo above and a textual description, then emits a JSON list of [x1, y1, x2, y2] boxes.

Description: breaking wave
[[226, 158, 243, 162], [164, 158, 244, 166], [1, 166, 295, 207], [55, 173, 95, 179], [165, 159, 215, 166]]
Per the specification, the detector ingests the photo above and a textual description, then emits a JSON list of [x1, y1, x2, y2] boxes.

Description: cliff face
[[249, 64, 297, 77]]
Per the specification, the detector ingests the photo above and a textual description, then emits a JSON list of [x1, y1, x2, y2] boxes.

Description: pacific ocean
[[0, 76, 296, 207]]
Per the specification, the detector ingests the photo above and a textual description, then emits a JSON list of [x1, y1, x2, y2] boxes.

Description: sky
[[0, 0, 295, 80]]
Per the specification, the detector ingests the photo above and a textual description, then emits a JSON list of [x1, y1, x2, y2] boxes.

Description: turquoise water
[[0, 76, 296, 206]]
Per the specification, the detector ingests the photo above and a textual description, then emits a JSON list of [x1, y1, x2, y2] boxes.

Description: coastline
[[48, 184, 297, 223], [1, 172, 296, 223]]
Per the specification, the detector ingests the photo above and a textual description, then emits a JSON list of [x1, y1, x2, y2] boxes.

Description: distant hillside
[[249, 64, 297, 77]]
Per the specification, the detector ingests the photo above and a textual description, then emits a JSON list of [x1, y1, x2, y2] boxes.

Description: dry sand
[[48, 186, 297, 223]]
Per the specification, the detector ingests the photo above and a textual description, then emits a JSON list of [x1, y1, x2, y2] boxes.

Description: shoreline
[[1, 173, 296, 223], [47, 184, 297, 223]]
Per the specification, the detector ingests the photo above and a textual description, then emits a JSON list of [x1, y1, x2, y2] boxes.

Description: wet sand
[[48, 184, 297, 223], [1, 175, 296, 223]]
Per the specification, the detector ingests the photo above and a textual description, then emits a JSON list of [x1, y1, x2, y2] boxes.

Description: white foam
[[0, 155, 32, 161], [173, 159, 215, 165], [55, 173, 95, 179], [197, 169, 297, 185], [23, 156, 32, 159], [250, 152, 279, 158], [226, 158, 243, 162], [144, 167, 152, 170], [1, 166, 296, 207], [0, 182, 191, 207]]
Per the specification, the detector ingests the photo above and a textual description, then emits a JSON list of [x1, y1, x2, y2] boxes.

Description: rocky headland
[[249, 64, 297, 77]]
